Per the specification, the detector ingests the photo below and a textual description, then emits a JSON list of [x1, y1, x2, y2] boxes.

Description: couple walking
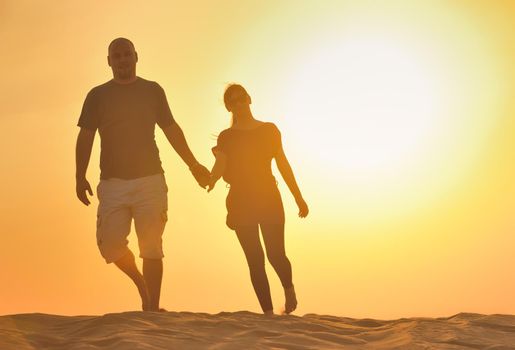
[[75, 38, 309, 316]]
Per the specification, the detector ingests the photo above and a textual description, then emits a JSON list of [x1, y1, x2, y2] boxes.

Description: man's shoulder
[[90, 78, 162, 90], [86, 80, 113, 97], [137, 77, 162, 89], [86, 78, 164, 98], [136, 78, 169, 99]]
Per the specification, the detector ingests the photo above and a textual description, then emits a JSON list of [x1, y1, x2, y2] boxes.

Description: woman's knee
[[266, 251, 288, 267], [248, 252, 266, 270]]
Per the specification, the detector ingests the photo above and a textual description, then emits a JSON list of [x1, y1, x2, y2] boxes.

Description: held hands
[[296, 197, 309, 218], [207, 175, 217, 193], [190, 163, 211, 189], [76, 177, 93, 206]]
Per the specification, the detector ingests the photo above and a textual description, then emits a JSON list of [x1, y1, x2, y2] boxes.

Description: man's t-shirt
[[78, 77, 175, 180]]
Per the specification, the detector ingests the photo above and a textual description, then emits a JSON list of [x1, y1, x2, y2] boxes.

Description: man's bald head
[[108, 37, 135, 55], [107, 37, 138, 83]]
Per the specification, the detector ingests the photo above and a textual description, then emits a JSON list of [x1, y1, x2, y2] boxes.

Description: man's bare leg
[[143, 258, 163, 311], [114, 250, 149, 311]]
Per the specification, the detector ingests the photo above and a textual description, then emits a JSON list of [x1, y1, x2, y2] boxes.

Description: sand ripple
[[0, 311, 514, 349]]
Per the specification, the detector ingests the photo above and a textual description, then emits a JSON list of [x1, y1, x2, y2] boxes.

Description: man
[[75, 37, 210, 311]]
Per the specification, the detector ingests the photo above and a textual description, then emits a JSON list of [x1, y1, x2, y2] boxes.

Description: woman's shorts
[[225, 183, 285, 230]]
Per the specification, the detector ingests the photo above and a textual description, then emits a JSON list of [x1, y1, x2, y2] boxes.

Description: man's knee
[[98, 241, 131, 264], [97, 223, 131, 263], [138, 237, 164, 260], [96, 208, 132, 264]]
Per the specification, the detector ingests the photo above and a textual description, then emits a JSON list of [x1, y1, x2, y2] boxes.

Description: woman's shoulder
[[218, 127, 233, 138], [262, 121, 281, 135], [251, 120, 280, 132], [216, 128, 235, 146], [222, 121, 280, 134]]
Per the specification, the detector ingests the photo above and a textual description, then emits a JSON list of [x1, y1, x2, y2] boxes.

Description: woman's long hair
[[223, 84, 249, 127]]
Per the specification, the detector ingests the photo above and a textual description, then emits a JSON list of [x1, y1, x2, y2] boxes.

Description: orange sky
[[1, 0, 515, 318]]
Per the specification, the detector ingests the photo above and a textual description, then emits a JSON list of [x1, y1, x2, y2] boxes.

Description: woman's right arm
[[275, 146, 309, 218], [208, 151, 227, 192]]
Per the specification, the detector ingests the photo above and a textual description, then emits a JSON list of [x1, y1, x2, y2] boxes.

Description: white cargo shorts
[[96, 173, 168, 263]]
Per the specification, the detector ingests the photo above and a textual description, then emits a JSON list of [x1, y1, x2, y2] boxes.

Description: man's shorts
[[96, 173, 168, 263]]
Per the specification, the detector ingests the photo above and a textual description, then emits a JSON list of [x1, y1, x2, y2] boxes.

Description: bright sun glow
[[276, 23, 504, 220], [283, 34, 441, 180]]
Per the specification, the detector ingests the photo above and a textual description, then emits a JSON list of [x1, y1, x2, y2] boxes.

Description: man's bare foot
[[113, 251, 150, 311], [145, 307, 168, 312], [284, 285, 297, 314], [264, 310, 275, 317]]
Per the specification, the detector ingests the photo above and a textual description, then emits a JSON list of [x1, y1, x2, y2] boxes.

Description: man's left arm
[[161, 122, 210, 188]]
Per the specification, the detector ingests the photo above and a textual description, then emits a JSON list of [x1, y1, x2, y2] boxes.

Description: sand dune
[[1, 311, 514, 349]]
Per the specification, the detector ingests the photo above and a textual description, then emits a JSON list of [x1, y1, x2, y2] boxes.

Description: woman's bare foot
[[284, 285, 297, 314], [264, 310, 275, 317]]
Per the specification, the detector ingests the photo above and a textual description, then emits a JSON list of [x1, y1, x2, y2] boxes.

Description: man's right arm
[[75, 128, 95, 206], [161, 122, 211, 188]]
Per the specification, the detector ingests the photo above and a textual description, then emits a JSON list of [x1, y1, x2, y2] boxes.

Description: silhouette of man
[[75, 37, 210, 311]]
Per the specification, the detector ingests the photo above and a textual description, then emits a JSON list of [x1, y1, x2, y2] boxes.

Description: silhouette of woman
[[208, 84, 309, 315]]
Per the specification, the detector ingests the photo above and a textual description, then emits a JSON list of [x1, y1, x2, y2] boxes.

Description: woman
[[208, 84, 309, 315]]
